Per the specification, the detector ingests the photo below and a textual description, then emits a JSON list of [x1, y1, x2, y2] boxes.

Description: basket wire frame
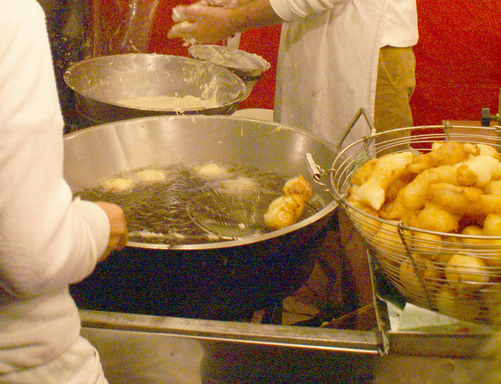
[[330, 122, 501, 324]]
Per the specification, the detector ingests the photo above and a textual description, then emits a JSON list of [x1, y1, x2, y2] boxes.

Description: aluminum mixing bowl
[[64, 54, 247, 124]]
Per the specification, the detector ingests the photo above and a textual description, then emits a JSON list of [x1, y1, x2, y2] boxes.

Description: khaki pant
[[374, 46, 416, 153]]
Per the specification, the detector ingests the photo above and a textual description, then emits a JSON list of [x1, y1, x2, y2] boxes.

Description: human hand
[[168, 2, 242, 44], [168, 0, 281, 44], [94, 202, 129, 263]]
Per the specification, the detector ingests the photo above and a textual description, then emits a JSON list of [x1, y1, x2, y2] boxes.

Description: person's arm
[[167, 0, 351, 43], [168, 0, 281, 44], [0, 0, 127, 298]]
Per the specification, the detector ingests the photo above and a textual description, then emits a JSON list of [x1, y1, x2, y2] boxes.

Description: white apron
[[274, 0, 389, 149]]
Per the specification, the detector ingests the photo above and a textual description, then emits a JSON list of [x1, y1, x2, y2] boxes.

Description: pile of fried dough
[[347, 141, 501, 323]]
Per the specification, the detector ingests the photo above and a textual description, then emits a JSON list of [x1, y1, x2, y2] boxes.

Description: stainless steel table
[[81, 310, 499, 383]]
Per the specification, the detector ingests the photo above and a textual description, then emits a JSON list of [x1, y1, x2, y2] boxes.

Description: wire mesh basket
[[330, 114, 501, 324]]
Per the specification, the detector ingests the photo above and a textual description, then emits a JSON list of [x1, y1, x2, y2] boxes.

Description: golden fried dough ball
[[408, 142, 475, 174], [460, 225, 486, 246], [350, 158, 378, 186], [263, 175, 314, 231], [384, 169, 416, 202], [445, 253, 490, 291], [399, 255, 441, 297], [408, 203, 459, 233], [457, 155, 501, 188], [435, 285, 481, 322], [350, 151, 414, 210], [348, 202, 381, 238], [483, 214, 501, 236], [484, 179, 501, 195], [411, 231, 443, 257], [476, 143, 501, 161], [428, 183, 501, 216], [371, 221, 409, 262], [282, 175, 313, 202], [264, 195, 305, 231], [384, 164, 460, 219]]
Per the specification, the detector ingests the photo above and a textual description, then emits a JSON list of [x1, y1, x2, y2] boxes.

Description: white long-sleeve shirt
[[0, 0, 110, 377]]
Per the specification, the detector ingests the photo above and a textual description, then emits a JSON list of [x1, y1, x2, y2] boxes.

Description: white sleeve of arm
[[269, 0, 351, 20], [0, 0, 110, 297]]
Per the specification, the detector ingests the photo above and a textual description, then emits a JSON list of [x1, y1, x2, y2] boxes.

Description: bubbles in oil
[[76, 162, 322, 245]]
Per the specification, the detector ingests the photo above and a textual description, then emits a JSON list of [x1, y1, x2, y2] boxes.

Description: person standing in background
[[0, 1, 128, 383], [168, 0, 418, 148]]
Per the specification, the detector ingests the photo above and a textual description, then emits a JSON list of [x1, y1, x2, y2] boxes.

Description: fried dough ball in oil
[[264, 195, 305, 231], [282, 175, 313, 202], [102, 178, 135, 192], [135, 169, 166, 183], [264, 175, 313, 231]]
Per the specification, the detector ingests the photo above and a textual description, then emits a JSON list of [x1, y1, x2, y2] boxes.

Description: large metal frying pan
[[63, 115, 338, 249], [64, 115, 339, 320]]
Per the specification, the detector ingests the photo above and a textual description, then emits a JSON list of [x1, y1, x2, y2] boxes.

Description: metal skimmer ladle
[[186, 189, 281, 239]]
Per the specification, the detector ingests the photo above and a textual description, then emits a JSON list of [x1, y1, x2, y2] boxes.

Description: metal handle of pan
[[304, 153, 336, 198], [305, 108, 378, 205]]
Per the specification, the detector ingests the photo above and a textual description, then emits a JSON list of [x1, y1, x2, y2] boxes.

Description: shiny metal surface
[[188, 45, 271, 101], [64, 54, 247, 124], [63, 115, 339, 250], [189, 45, 271, 80], [79, 310, 381, 353], [80, 310, 499, 383]]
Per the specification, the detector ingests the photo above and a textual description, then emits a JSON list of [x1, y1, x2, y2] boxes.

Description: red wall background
[[410, 0, 501, 125], [104, 0, 501, 126]]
